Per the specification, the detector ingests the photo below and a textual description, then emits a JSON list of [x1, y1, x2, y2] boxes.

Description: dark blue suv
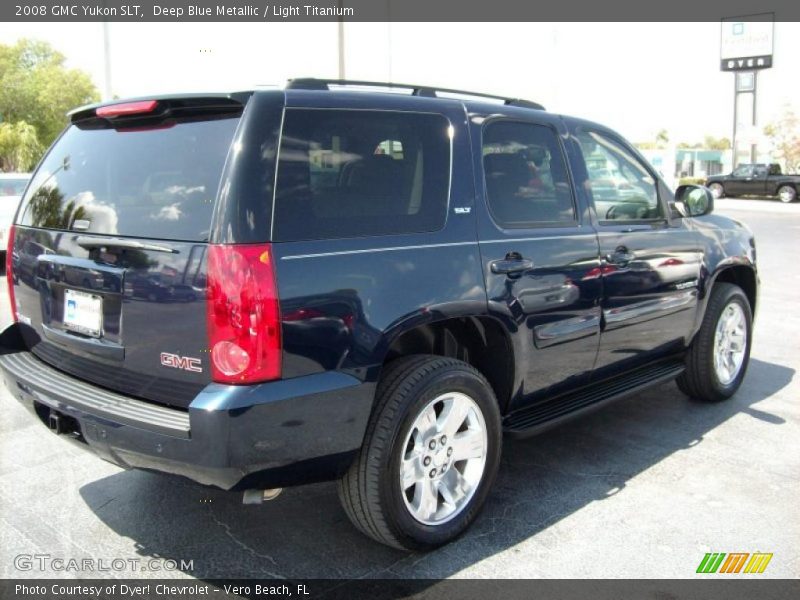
[[0, 79, 757, 550]]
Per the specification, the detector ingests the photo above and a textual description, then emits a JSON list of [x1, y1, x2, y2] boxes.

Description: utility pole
[[386, 1, 392, 82], [337, 0, 345, 79], [102, 21, 112, 100]]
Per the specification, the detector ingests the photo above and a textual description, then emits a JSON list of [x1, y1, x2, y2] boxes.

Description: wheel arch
[[774, 179, 797, 189], [691, 263, 758, 341], [378, 315, 516, 414], [774, 180, 797, 197]]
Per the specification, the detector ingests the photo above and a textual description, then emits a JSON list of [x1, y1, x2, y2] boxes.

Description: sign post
[[720, 14, 774, 168]]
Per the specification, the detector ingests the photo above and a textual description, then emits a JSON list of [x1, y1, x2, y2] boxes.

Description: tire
[[677, 283, 752, 402], [778, 184, 797, 203], [338, 355, 502, 551], [708, 182, 725, 199]]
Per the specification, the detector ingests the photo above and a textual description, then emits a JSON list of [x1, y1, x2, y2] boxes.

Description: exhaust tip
[[262, 488, 283, 501], [242, 488, 283, 504]]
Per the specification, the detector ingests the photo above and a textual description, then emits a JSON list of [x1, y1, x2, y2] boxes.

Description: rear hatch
[[9, 95, 247, 409]]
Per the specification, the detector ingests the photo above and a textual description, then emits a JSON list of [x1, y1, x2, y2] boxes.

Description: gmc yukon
[[0, 79, 757, 550]]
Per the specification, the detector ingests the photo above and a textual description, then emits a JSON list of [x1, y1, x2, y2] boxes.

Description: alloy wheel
[[399, 392, 488, 525], [713, 302, 747, 385]]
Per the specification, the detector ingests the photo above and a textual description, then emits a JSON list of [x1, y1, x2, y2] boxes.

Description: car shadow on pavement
[[79, 357, 793, 582]]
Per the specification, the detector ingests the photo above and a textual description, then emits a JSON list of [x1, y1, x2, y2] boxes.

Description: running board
[[503, 360, 685, 437]]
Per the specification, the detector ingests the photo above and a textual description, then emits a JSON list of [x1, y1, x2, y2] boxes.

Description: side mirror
[[674, 184, 714, 217]]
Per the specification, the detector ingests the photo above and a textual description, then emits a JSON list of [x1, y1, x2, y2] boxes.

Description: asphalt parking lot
[[0, 198, 797, 580]]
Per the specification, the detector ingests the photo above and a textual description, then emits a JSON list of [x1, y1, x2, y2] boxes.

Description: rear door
[[270, 92, 485, 381], [10, 96, 253, 408], [749, 164, 769, 194], [474, 113, 602, 409]]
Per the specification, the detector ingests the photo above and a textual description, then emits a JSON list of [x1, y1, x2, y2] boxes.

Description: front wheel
[[778, 184, 797, 203], [708, 182, 725, 199], [677, 283, 752, 402], [338, 355, 502, 550]]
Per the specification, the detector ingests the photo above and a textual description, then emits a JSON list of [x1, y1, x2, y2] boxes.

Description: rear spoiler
[[69, 92, 254, 124]]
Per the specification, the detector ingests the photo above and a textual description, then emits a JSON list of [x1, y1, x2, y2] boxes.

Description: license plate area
[[63, 289, 103, 338]]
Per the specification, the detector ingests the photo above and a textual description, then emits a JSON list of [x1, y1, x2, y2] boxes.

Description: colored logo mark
[[696, 552, 773, 574]]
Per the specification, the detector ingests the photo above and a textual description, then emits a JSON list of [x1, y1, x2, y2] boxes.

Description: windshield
[[17, 115, 239, 242]]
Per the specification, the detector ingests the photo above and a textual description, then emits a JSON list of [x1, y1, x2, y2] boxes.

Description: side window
[[753, 165, 767, 177], [273, 109, 450, 242], [376, 139, 404, 158], [577, 130, 661, 222], [732, 165, 754, 178], [482, 121, 575, 227]]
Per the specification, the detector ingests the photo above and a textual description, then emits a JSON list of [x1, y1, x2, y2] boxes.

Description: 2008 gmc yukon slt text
[[0, 80, 757, 550]]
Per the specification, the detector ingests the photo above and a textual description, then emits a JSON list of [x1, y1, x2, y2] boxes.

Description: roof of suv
[[285, 78, 547, 110], [72, 79, 550, 121], [67, 80, 632, 154], [67, 81, 639, 164]]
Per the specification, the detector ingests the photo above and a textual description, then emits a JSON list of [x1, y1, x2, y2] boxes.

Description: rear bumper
[[0, 334, 374, 491]]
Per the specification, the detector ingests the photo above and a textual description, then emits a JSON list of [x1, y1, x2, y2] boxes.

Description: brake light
[[6, 225, 16, 323], [96, 100, 158, 118], [206, 244, 281, 384]]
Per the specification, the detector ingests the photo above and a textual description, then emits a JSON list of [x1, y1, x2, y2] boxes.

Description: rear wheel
[[677, 283, 752, 402], [338, 355, 502, 550], [708, 182, 725, 199], [778, 184, 797, 203]]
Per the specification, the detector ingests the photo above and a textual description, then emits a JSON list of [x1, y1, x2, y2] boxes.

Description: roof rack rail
[[285, 78, 545, 110]]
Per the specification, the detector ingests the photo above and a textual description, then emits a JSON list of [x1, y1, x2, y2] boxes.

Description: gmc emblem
[[160, 352, 203, 373]]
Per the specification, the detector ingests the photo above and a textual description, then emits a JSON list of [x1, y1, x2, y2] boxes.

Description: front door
[[727, 164, 755, 196], [572, 127, 702, 372], [474, 115, 602, 410]]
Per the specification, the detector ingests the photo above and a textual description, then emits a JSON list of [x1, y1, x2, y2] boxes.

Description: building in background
[[675, 149, 729, 179]]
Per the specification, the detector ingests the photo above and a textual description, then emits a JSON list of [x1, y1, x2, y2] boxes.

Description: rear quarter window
[[17, 115, 239, 242], [272, 109, 451, 241]]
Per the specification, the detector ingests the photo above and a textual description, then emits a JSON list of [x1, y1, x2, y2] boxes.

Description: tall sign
[[721, 15, 774, 167]]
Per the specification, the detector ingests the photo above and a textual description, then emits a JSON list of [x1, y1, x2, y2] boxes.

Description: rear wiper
[[75, 236, 178, 254]]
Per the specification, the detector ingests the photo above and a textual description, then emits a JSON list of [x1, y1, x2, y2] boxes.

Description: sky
[[1, 21, 799, 145]]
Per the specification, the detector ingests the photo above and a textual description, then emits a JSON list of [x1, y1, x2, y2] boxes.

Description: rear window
[[17, 116, 239, 242], [273, 109, 451, 241]]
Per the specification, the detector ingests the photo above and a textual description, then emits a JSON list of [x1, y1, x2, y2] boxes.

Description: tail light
[[6, 225, 16, 323], [206, 244, 281, 384], [96, 100, 158, 118]]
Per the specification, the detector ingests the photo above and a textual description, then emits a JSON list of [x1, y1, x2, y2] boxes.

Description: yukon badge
[[160, 352, 203, 373]]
